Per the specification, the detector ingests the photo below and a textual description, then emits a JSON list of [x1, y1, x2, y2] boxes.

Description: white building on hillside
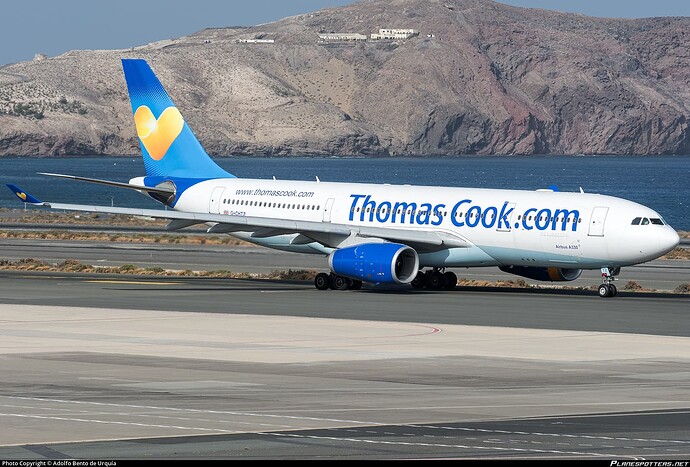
[[370, 28, 419, 40]]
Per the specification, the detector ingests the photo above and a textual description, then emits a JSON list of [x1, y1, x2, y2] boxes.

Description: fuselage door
[[322, 198, 335, 222], [588, 206, 609, 237], [209, 186, 225, 214]]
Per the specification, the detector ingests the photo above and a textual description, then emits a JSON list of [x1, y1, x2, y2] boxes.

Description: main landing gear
[[411, 268, 457, 290], [598, 266, 620, 298], [313, 269, 458, 291], [314, 273, 362, 291]]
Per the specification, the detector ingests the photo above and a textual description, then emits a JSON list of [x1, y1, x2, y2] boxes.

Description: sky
[[1, 0, 689, 66]]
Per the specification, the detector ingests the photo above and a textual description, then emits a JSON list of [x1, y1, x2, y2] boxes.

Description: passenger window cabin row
[[223, 198, 321, 211]]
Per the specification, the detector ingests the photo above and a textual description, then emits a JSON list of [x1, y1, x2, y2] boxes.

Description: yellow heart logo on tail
[[134, 105, 184, 160], [18, 192, 27, 201]]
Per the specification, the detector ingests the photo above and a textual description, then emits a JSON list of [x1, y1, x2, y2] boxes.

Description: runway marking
[[257, 432, 637, 459], [283, 401, 690, 413], [0, 395, 383, 426], [407, 424, 690, 445], [2, 396, 688, 451], [4, 397, 655, 451], [0, 412, 239, 433], [83, 280, 181, 285], [0, 404, 311, 432]]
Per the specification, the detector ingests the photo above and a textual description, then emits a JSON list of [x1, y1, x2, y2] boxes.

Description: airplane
[[6, 59, 680, 298]]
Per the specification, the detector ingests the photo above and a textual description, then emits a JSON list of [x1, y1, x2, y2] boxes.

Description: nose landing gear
[[598, 267, 619, 298]]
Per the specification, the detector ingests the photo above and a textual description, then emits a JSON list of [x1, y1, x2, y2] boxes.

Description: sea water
[[0, 155, 687, 230]]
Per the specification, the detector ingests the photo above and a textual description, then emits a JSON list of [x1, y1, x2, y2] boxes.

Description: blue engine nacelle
[[499, 266, 582, 282], [329, 243, 419, 284]]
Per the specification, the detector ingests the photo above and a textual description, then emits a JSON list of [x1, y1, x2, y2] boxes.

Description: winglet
[[6, 184, 43, 204]]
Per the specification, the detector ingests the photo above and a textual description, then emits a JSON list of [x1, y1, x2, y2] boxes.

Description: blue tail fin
[[121, 59, 233, 179]]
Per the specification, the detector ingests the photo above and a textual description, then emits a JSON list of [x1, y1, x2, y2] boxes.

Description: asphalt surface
[[0, 239, 688, 460], [0, 271, 688, 336]]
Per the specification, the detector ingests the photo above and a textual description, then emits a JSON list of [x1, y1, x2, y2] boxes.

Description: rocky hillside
[[1, 0, 689, 156]]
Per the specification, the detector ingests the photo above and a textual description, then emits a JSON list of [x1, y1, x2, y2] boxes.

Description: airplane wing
[[6, 185, 468, 252], [37, 172, 175, 196]]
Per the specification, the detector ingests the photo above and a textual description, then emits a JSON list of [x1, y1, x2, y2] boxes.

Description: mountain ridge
[[1, 0, 689, 157]]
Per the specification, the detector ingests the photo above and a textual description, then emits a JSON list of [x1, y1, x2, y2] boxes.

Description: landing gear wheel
[[348, 279, 362, 290], [609, 283, 617, 297], [443, 271, 457, 290], [411, 271, 427, 289], [427, 271, 446, 290], [330, 275, 349, 291], [314, 273, 330, 290], [598, 284, 611, 298]]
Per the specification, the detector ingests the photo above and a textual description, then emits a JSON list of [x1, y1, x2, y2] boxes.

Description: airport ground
[[0, 222, 688, 459]]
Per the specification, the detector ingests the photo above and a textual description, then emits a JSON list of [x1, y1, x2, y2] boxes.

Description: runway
[[0, 268, 689, 459]]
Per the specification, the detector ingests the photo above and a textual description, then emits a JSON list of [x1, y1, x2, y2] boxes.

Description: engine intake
[[499, 266, 582, 282], [329, 243, 419, 284]]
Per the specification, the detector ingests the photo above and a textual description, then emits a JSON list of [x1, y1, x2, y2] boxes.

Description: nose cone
[[659, 227, 680, 256]]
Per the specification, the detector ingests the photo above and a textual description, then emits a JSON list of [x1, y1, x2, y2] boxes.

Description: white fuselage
[[169, 177, 679, 270]]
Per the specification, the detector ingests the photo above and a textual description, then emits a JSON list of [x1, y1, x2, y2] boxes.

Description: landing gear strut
[[411, 268, 457, 290], [598, 267, 618, 298], [314, 273, 362, 291]]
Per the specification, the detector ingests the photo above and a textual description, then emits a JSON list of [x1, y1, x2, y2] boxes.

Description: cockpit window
[[632, 217, 663, 226]]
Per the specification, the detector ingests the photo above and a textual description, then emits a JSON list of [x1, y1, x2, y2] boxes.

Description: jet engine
[[329, 243, 419, 284]]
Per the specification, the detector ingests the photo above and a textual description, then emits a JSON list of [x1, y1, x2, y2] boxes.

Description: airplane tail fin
[[121, 59, 233, 179]]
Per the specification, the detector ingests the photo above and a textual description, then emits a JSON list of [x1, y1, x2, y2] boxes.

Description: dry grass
[[0, 229, 251, 246], [456, 278, 533, 289], [0, 209, 252, 245], [0, 209, 168, 227], [662, 247, 690, 260], [622, 280, 647, 291], [0, 258, 316, 280]]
